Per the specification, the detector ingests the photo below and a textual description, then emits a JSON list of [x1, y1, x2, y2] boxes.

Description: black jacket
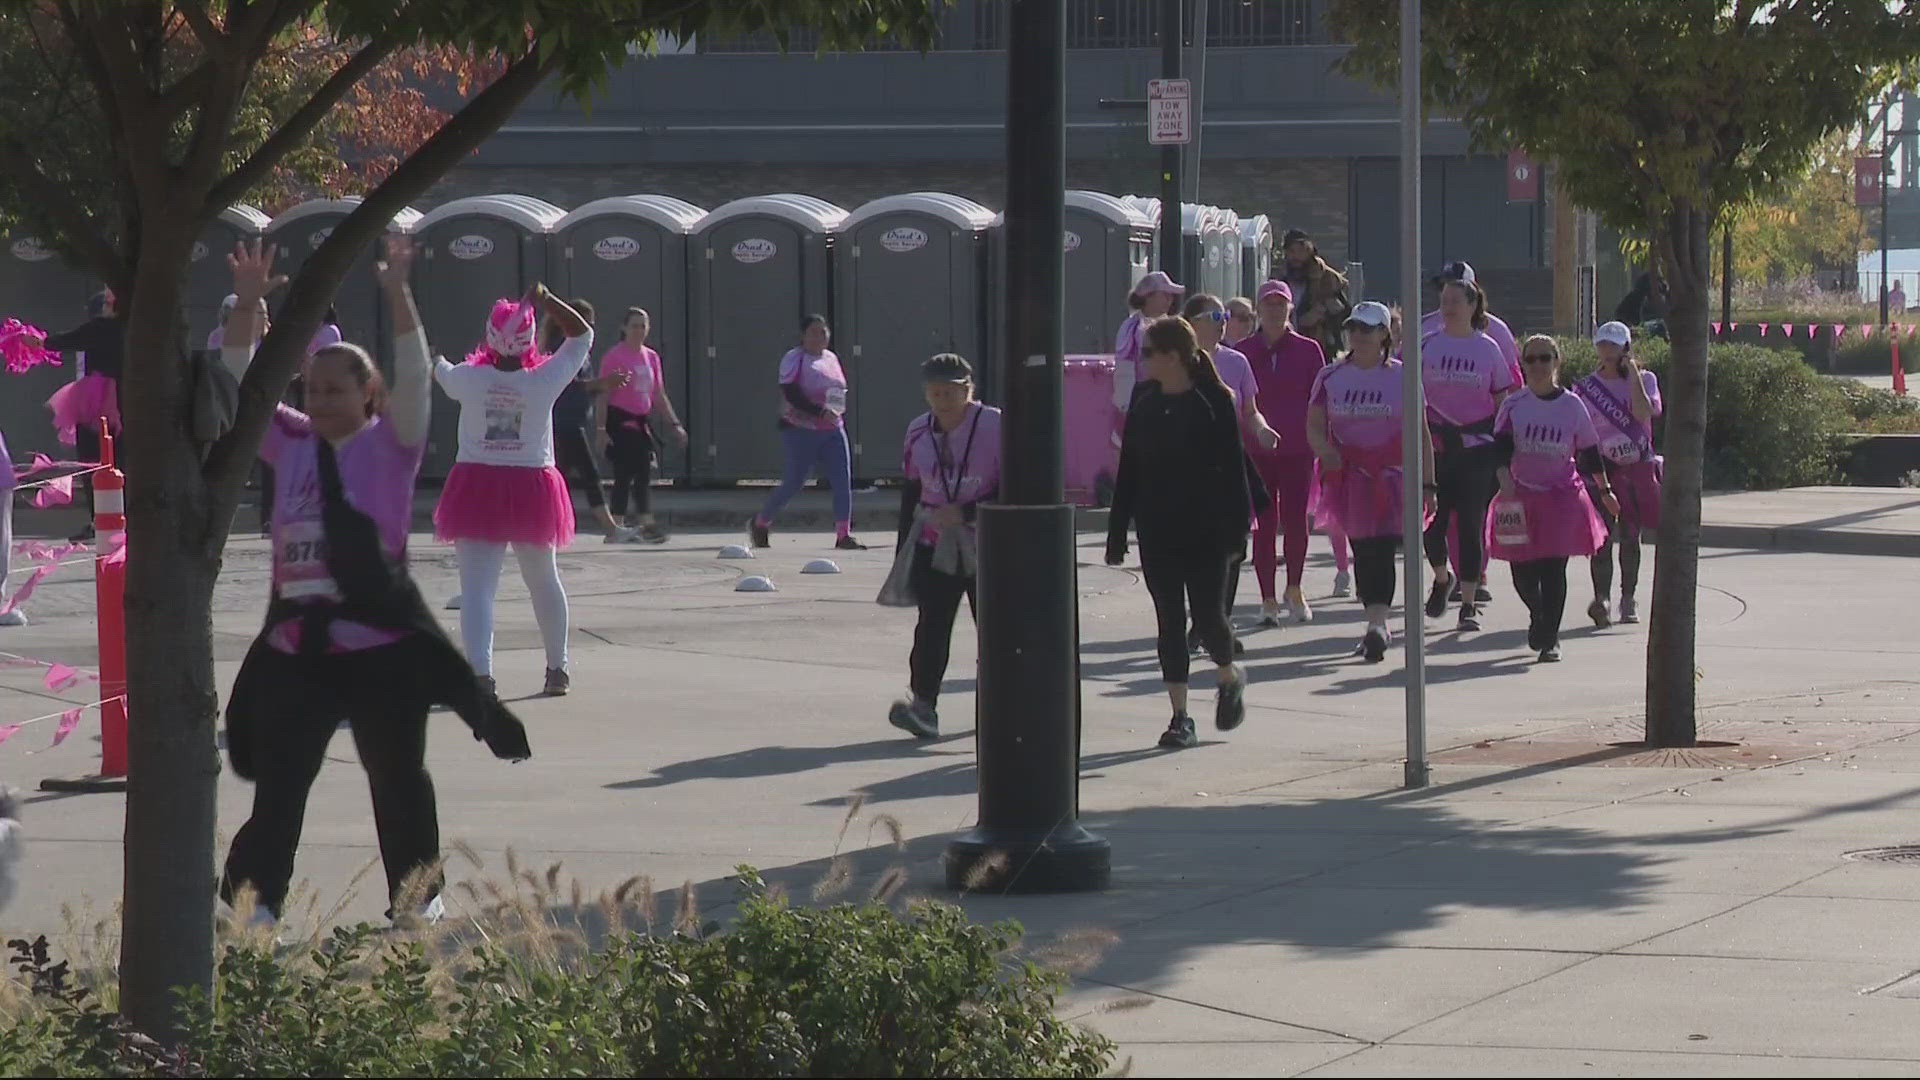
[[1107, 378, 1263, 560]]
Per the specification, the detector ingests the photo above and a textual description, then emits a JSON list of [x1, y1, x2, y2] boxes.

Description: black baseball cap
[[922, 353, 973, 383], [1282, 228, 1311, 247]]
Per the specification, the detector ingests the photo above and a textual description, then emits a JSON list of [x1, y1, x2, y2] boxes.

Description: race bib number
[[277, 518, 340, 600], [1492, 498, 1530, 547], [824, 387, 847, 415], [1601, 434, 1639, 464]]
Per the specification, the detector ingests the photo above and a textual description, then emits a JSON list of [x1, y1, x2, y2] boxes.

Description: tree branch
[[174, 0, 225, 55], [204, 34, 403, 213]]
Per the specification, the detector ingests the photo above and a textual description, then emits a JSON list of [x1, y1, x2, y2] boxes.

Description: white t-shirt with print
[[434, 331, 593, 468]]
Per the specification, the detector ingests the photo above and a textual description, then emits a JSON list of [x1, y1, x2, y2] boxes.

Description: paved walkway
[[4, 506, 1920, 1076]]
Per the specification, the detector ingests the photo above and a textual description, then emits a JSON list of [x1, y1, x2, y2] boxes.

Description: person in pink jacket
[[1233, 280, 1326, 626]]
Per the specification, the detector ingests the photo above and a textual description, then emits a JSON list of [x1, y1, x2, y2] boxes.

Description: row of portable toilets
[[1, 191, 1277, 482]]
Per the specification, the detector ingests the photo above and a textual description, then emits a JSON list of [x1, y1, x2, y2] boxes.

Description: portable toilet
[[553, 195, 705, 482], [186, 205, 269, 347], [687, 194, 845, 483], [0, 234, 99, 458], [1211, 208, 1241, 302], [1182, 203, 1216, 297], [835, 193, 994, 481], [412, 194, 565, 477], [1062, 191, 1152, 355], [264, 198, 422, 370], [1240, 214, 1273, 298]]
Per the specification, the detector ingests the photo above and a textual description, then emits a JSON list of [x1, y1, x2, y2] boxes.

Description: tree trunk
[[116, 232, 226, 1040], [1646, 203, 1712, 747]]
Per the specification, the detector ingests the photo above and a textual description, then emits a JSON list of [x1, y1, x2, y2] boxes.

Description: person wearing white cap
[[1112, 271, 1185, 420], [1305, 301, 1435, 661], [1572, 321, 1661, 626]]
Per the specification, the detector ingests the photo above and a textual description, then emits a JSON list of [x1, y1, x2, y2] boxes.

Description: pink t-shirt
[[779, 348, 847, 431], [260, 407, 425, 653], [1114, 312, 1149, 381], [1423, 309, 1522, 384], [1422, 329, 1516, 449], [1579, 370, 1662, 465], [601, 341, 663, 416], [1310, 358, 1405, 451], [902, 402, 1002, 546], [1235, 329, 1327, 457], [1210, 344, 1259, 435], [1496, 389, 1599, 491]]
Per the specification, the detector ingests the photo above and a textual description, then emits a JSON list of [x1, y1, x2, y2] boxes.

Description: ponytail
[[1144, 316, 1226, 394]]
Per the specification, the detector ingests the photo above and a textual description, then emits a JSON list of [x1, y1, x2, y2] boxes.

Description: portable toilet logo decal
[[593, 235, 640, 261], [880, 226, 928, 254], [191, 240, 209, 262], [448, 234, 495, 260], [309, 227, 334, 250], [732, 238, 777, 264], [1063, 231, 1082, 252], [9, 237, 52, 262]]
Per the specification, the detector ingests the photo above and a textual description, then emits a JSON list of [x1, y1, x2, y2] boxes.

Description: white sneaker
[[1331, 570, 1352, 598], [604, 525, 638, 544], [0, 610, 26, 627], [1259, 599, 1285, 628], [445, 594, 463, 611], [1286, 590, 1314, 624]]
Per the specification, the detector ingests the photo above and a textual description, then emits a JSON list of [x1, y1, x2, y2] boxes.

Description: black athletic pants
[[1351, 535, 1400, 607], [553, 424, 605, 510], [1511, 557, 1570, 651], [1423, 444, 1499, 580], [606, 407, 654, 518], [908, 544, 976, 705], [1589, 506, 1642, 600], [1141, 538, 1235, 684]]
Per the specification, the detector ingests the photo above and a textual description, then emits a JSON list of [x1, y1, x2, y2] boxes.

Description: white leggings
[[455, 540, 568, 676], [0, 498, 12, 598]]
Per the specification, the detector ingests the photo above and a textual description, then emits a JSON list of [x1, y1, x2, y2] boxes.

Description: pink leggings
[[1252, 453, 1316, 598]]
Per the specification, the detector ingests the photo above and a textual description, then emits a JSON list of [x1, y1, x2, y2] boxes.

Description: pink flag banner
[[51, 708, 81, 746], [1782, 323, 1796, 338], [1711, 322, 1722, 335]]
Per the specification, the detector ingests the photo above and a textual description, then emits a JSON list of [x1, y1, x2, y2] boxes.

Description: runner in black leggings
[[1108, 316, 1257, 750], [547, 299, 633, 543]]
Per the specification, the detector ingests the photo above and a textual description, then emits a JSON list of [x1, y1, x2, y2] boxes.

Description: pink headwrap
[[465, 298, 549, 368]]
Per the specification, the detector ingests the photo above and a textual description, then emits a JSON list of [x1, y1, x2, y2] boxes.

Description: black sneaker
[[639, 524, 669, 545], [1619, 595, 1640, 624], [1361, 627, 1389, 663], [542, 668, 570, 696], [1457, 603, 1481, 632], [1426, 576, 1451, 619], [1587, 598, 1612, 628], [748, 518, 771, 548], [1214, 664, 1247, 731], [1476, 585, 1494, 604], [835, 535, 869, 551], [1233, 637, 1246, 657], [1157, 714, 1198, 749], [888, 698, 939, 739], [1538, 645, 1562, 663], [1186, 628, 1206, 655]]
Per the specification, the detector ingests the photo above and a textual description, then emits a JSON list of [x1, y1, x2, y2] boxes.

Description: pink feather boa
[[0, 319, 60, 374]]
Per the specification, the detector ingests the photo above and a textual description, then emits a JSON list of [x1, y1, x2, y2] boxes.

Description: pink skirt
[[46, 374, 120, 446], [1601, 458, 1662, 532], [434, 462, 575, 547], [1316, 463, 1433, 540], [1490, 484, 1608, 563]]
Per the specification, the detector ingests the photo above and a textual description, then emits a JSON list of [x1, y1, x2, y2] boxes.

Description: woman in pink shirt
[[597, 306, 687, 544], [751, 315, 865, 551], [1490, 336, 1618, 662], [1236, 279, 1327, 626], [1573, 321, 1661, 626], [1420, 277, 1517, 632]]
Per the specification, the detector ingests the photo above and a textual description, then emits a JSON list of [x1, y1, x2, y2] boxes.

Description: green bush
[[0, 870, 1115, 1078], [1830, 333, 1920, 375], [1831, 378, 1920, 434], [1552, 337, 1850, 489]]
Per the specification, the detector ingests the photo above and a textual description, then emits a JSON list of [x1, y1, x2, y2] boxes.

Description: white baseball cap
[[1594, 321, 1632, 347], [1347, 301, 1393, 328]]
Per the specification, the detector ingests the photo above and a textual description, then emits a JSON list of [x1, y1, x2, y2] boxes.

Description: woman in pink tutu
[[42, 291, 123, 542], [1305, 302, 1435, 663], [434, 286, 594, 698], [1574, 321, 1661, 627], [1490, 336, 1620, 663]]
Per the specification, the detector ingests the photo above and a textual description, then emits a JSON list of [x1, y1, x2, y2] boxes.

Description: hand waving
[[228, 239, 286, 303], [375, 234, 415, 290]]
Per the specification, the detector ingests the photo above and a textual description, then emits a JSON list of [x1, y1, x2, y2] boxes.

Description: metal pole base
[[945, 823, 1111, 894], [39, 773, 128, 794], [1403, 760, 1430, 789]]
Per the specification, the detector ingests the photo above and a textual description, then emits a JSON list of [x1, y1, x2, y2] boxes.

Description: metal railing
[[699, 0, 1324, 54]]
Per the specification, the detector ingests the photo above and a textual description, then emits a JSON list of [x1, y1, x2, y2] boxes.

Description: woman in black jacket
[[1107, 316, 1256, 749]]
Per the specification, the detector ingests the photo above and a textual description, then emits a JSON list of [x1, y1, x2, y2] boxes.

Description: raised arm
[[527, 285, 594, 387], [376, 235, 432, 446], [220, 239, 287, 382]]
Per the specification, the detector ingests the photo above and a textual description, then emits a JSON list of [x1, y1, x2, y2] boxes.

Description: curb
[[1698, 523, 1920, 559]]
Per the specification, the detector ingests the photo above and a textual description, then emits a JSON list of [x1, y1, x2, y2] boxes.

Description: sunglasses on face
[[1196, 310, 1230, 323], [1522, 353, 1557, 364]]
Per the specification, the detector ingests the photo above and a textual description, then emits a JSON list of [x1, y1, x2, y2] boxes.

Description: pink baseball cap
[[1131, 270, 1185, 299], [1257, 279, 1294, 304]]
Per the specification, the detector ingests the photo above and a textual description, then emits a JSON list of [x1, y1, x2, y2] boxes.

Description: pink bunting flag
[[1834, 323, 1848, 340], [28, 475, 73, 508], [51, 708, 81, 746], [1864, 323, 1878, 338], [4, 563, 57, 615], [103, 530, 127, 567], [0, 725, 22, 747], [1711, 322, 1723, 335], [1782, 322, 1796, 338], [43, 663, 81, 692], [1758, 323, 1770, 336], [1730, 322, 1740, 332]]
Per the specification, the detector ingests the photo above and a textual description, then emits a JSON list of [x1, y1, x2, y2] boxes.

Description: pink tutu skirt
[[46, 374, 120, 446], [1316, 460, 1433, 541], [1599, 458, 1662, 532], [1490, 484, 1607, 563], [434, 462, 576, 547]]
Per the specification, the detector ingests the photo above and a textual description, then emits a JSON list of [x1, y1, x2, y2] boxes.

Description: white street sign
[[1148, 78, 1191, 146]]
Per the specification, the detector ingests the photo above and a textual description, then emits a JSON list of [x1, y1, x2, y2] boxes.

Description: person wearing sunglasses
[[1420, 275, 1517, 631], [1573, 321, 1661, 627], [1490, 336, 1618, 663], [1305, 302, 1436, 663], [1181, 293, 1279, 654]]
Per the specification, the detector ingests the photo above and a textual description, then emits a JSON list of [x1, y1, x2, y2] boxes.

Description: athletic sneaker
[[1619, 595, 1640, 624], [1286, 589, 1313, 624], [748, 518, 771, 548], [1259, 599, 1285, 628], [638, 524, 669, 545], [1157, 714, 1198, 749], [1538, 645, 1562, 663], [604, 525, 639, 544], [476, 675, 496, 700], [1215, 664, 1248, 731], [1588, 597, 1612, 628], [0, 610, 27, 628], [1233, 637, 1246, 656], [1361, 626, 1389, 663], [543, 668, 570, 697], [1332, 569, 1352, 598], [1457, 603, 1481, 632], [1426, 576, 1451, 619], [1476, 585, 1494, 604], [888, 697, 939, 740], [445, 594, 463, 611], [1448, 581, 1463, 604], [835, 535, 869, 551]]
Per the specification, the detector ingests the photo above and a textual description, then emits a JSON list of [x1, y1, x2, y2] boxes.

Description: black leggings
[[1590, 507, 1643, 600], [221, 639, 440, 918], [1511, 557, 1570, 651], [553, 424, 605, 510], [1351, 535, 1400, 607], [1423, 444, 1498, 580], [909, 544, 976, 705], [1141, 539, 1235, 684], [606, 407, 654, 517]]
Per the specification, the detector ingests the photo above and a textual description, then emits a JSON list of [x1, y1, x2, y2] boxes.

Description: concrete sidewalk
[[1700, 486, 1920, 557], [5, 525, 1920, 1076]]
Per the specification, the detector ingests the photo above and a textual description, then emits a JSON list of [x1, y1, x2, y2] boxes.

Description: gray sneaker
[[1157, 714, 1198, 749], [1619, 595, 1640, 623], [1332, 569, 1352, 598], [888, 698, 939, 739], [543, 668, 570, 697]]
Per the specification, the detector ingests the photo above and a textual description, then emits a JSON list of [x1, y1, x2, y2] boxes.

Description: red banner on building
[[1507, 149, 1538, 202], [1857, 155, 1884, 207]]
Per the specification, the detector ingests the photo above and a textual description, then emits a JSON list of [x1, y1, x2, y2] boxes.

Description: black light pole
[[1158, 0, 1184, 280], [944, 0, 1110, 894]]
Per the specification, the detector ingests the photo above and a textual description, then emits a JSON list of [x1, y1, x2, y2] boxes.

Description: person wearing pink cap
[[433, 284, 595, 698], [1234, 279, 1327, 626], [1112, 270, 1185, 422]]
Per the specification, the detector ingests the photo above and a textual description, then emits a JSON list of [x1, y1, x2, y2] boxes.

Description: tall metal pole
[[1159, 0, 1184, 281], [1398, 0, 1429, 790], [945, 0, 1110, 894], [1883, 95, 1894, 326], [1719, 226, 1732, 342], [1185, 0, 1209, 207]]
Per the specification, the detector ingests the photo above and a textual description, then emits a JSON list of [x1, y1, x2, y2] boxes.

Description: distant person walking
[[1278, 229, 1351, 358], [750, 315, 865, 551], [1892, 279, 1909, 314], [1235, 280, 1327, 626], [1182, 292, 1276, 652], [1574, 322, 1661, 626], [598, 306, 687, 543], [546, 298, 635, 544], [42, 290, 122, 542]]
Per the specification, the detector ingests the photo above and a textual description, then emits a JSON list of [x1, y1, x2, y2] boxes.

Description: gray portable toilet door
[[846, 217, 963, 481], [267, 213, 384, 371], [558, 221, 687, 481], [0, 235, 96, 459], [187, 219, 251, 346], [419, 218, 531, 477], [700, 217, 811, 482], [1061, 212, 1112, 355]]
